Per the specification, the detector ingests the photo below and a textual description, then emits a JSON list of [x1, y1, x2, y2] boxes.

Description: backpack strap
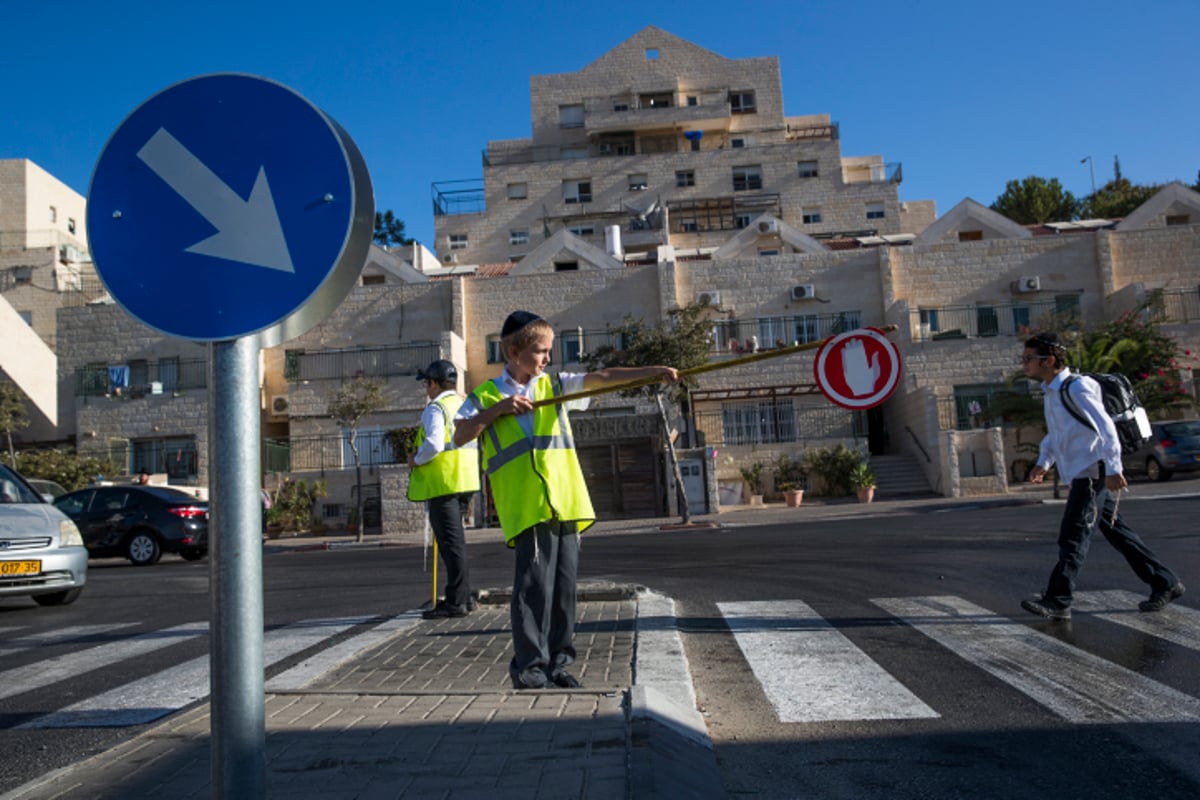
[[1059, 375, 1098, 434]]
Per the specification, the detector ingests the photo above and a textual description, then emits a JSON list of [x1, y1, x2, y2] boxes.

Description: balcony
[[263, 429, 401, 473], [911, 297, 1081, 342], [431, 179, 485, 217], [76, 358, 207, 398], [284, 343, 440, 382], [582, 94, 733, 135], [709, 311, 864, 354]]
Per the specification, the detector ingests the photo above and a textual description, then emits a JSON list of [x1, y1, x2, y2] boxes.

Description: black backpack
[[1060, 373, 1152, 454]]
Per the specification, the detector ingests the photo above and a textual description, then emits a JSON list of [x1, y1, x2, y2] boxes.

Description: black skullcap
[[416, 359, 457, 382], [501, 310, 543, 338]]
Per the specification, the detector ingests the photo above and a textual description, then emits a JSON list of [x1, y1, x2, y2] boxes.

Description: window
[[324, 503, 344, 519], [18, 310, 33, 326], [158, 358, 180, 391], [628, 173, 648, 191], [507, 183, 528, 200], [735, 214, 751, 229], [487, 335, 503, 364], [645, 48, 659, 60], [567, 225, 594, 236], [802, 208, 823, 225], [798, 160, 819, 178], [958, 230, 983, 242], [67, 218, 76, 234], [721, 399, 795, 445], [639, 92, 671, 108], [361, 274, 385, 285], [952, 384, 1008, 431], [561, 147, 588, 160], [793, 315, 821, 344], [129, 359, 148, 388], [560, 330, 583, 363], [729, 91, 756, 114], [675, 170, 695, 187], [133, 436, 198, 480], [732, 166, 762, 192], [690, 138, 701, 152], [758, 249, 779, 257], [559, 104, 584, 128], [686, 96, 698, 106], [1054, 294, 1081, 321], [554, 261, 579, 272], [563, 180, 592, 204], [918, 308, 941, 335], [449, 234, 468, 250], [1166, 214, 1191, 226], [758, 317, 789, 347], [1011, 305, 1032, 334], [976, 306, 999, 337], [866, 202, 886, 220], [730, 137, 747, 149], [679, 219, 698, 233], [613, 102, 630, 112], [14, 266, 32, 284], [49, 206, 57, 223], [509, 230, 529, 246]]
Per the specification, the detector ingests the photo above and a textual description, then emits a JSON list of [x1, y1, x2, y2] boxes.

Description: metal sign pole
[[209, 336, 266, 798]]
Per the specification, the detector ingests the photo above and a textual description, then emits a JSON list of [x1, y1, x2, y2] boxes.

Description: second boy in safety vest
[[408, 359, 480, 619], [454, 311, 679, 689]]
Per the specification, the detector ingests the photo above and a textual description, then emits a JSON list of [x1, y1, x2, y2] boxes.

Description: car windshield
[[1162, 421, 1200, 438], [0, 465, 44, 504]]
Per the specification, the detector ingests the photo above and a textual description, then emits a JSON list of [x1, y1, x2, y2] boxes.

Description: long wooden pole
[[532, 324, 898, 408]]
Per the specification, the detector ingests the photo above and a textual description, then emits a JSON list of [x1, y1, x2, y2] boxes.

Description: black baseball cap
[[416, 360, 457, 382], [501, 310, 543, 338]]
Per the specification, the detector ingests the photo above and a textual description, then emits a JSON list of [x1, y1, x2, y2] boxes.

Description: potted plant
[[849, 462, 876, 503], [774, 453, 807, 507], [740, 462, 765, 505]]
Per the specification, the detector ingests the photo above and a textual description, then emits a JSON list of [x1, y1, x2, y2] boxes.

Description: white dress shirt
[[1036, 369, 1123, 481], [455, 367, 588, 438], [412, 390, 460, 467]]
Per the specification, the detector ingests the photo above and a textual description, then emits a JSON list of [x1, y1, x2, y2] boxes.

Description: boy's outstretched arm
[[583, 365, 679, 390]]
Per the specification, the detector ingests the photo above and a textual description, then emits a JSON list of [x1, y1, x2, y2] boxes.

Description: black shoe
[[549, 670, 582, 688], [511, 667, 548, 690], [1139, 582, 1185, 612], [1021, 597, 1071, 621], [422, 602, 468, 620]]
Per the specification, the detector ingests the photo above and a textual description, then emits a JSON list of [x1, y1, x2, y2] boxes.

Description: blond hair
[[502, 318, 554, 361]]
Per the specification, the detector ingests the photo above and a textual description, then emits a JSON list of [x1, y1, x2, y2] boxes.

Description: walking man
[[408, 359, 480, 619], [1021, 332, 1184, 620]]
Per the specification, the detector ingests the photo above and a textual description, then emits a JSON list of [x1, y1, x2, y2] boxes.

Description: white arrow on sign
[[137, 127, 295, 273]]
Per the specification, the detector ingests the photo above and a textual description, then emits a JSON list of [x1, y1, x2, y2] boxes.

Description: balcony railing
[[264, 430, 401, 473], [694, 403, 865, 447], [1149, 288, 1200, 324], [76, 358, 208, 398], [911, 297, 1081, 342], [284, 343, 440, 382], [709, 312, 864, 354], [431, 179, 486, 217]]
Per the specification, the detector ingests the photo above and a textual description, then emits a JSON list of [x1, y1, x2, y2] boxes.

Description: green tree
[[0, 381, 31, 468], [328, 377, 388, 542], [990, 176, 1078, 224], [2, 448, 119, 491], [1079, 178, 1160, 220], [584, 303, 715, 523], [373, 210, 412, 247]]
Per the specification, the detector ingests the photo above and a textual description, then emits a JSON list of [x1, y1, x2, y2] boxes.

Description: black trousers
[[427, 492, 474, 609], [509, 521, 579, 677]]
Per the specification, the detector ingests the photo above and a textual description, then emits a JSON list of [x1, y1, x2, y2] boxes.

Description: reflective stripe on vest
[[406, 394, 481, 501], [470, 374, 594, 544]]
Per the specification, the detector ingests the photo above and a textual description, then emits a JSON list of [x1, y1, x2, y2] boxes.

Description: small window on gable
[[554, 261, 579, 272], [958, 230, 984, 242], [559, 104, 584, 128], [1166, 214, 1190, 226], [510, 230, 529, 245], [361, 274, 385, 286], [866, 202, 886, 220], [507, 183, 528, 200], [758, 249, 779, 257], [798, 160, 819, 178], [645, 48, 659, 60]]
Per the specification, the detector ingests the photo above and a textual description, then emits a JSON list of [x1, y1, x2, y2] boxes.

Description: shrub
[[267, 478, 327, 532], [804, 445, 866, 496]]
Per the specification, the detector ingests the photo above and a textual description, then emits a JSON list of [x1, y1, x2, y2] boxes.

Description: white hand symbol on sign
[[842, 339, 880, 396]]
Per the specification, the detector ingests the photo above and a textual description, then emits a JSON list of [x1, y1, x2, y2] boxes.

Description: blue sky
[[3, 0, 1195, 246]]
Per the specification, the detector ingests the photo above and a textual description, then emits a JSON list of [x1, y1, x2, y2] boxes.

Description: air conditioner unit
[[442, 253, 458, 265], [270, 395, 290, 416], [757, 219, 780, 234], [59, 244, 85, 264], [696, 290, 721, 307], [1014, 275, 1041, 292], [790, 284, 816, 301]]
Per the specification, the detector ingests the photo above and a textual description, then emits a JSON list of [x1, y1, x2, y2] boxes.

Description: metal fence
[[1150, 288, 1200, 324], [695, 403, 864, 447], [76, 358, 208, 397], [264, 430, 401, 473], [285, 343, 440, 382], [911, 296, 1081, 342], [710, 311, 863, 353]]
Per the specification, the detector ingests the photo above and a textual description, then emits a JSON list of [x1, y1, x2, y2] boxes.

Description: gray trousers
[[509, 521, 579, 677]]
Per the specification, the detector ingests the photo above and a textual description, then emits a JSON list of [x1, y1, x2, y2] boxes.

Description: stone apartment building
[[23, 28, 1200, 535]]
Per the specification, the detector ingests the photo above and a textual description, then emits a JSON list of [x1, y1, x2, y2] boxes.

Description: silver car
[[0, 465, 88, 606]]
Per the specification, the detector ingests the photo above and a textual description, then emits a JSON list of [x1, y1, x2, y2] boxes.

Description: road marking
[[873, 595, 1200, 724], [1073, 590, 1200, 651], [718, 600, 938, 722], [17, 616, 374, 728], [266, 613, 418, 691], [0, 622, 207, 702], [0, 623, 139, 656]]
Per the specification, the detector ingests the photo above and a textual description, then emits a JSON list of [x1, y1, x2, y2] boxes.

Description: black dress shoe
[[422, 603, 468, 620], [511, 667, 548, 690], [549, 670, 582, 688]]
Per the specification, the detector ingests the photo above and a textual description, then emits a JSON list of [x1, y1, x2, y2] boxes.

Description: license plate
[[0, 560, 42, 576]]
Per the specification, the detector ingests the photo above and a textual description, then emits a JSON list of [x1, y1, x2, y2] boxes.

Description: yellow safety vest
[[467, 374, 594, 544], [406, 394, 481, 501]]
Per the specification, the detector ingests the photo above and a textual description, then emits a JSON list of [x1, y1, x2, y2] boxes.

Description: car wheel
[[179, 548, 207, 561], [126, 531, 162, 565], [1146, 457, 1173, 482], [33, 588, 83, 606]]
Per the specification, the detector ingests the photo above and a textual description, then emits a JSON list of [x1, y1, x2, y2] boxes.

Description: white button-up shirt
[[456, 367, 589, 438], [412, 390, 460, 467], [1036, 369, 1123, 481]]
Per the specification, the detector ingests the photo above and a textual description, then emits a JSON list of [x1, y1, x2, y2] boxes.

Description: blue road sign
[[88, 74, 373, 342]]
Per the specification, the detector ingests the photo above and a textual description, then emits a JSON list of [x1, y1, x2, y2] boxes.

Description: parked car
[[26, 478, 69, 501], [0, 464, 87, 606], [54, 485, 209, 565], [1122, 419, 1200, 482]]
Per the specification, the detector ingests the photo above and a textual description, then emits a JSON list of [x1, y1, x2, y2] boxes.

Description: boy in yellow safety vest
[[454, 311, 678, 689]]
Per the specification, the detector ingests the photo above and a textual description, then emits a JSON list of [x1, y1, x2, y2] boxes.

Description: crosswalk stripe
[[872, 595, 1200, 724], [16, 616, 375, 729], [0, 623, 140, 656], [0, 622, 207, 702], [266, 613, 418, 691], [718, 600, 939, 723], [1072, 590, 1200, 651]]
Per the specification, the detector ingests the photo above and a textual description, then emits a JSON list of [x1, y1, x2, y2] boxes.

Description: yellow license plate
[[0, 560, 41, 576]]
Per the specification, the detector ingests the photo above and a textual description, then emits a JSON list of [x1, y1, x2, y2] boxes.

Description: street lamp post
[[1080, 156, 1096, 194]]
